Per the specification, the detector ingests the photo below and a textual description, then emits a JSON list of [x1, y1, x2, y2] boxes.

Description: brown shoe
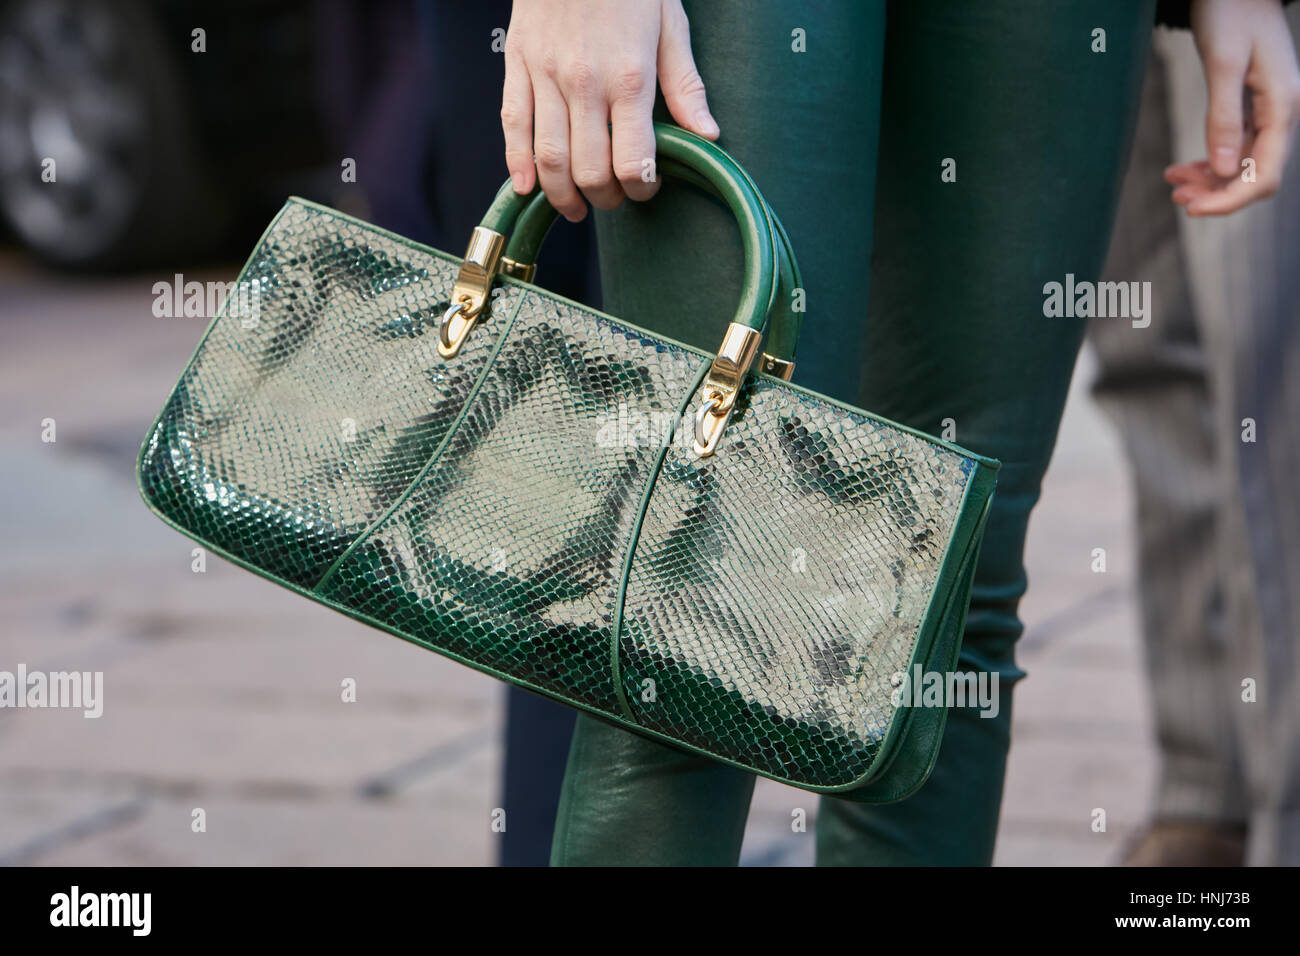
[[1121, 821, 1247, 866]]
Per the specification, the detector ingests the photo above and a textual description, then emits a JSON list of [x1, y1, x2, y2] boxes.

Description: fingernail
[[697, 112, 719, 138], [511, 172, 527, 192]]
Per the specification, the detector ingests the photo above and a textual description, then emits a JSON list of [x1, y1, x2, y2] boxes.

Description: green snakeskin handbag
[[138, 124, 997, 802]]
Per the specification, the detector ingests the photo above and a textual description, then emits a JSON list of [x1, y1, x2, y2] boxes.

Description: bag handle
[[444, 123, 793, 456], [498, 157, 804, 374]]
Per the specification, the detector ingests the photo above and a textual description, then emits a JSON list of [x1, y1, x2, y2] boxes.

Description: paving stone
[[30, 793, 491, 867]]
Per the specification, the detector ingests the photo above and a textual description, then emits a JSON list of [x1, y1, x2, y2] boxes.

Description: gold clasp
[[438, 226, 506, 358], [758, 352, 795, 381], [498, 256, 537, 283], [693, 323, 762, 458]]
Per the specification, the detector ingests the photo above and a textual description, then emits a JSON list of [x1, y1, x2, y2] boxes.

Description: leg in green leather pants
[[551, 0, 1157, 866]]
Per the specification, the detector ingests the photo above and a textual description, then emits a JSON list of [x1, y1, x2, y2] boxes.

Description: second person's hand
[[500, 0, 720, 222], [1167, 0, 1300, 215]]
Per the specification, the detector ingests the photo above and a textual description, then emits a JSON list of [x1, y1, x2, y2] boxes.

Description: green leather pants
[[551, 0, 1156, 866]]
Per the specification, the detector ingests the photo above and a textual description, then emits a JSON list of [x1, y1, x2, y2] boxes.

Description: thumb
[[657, 3, 719, 139], [1205, 55, 1247, 178]]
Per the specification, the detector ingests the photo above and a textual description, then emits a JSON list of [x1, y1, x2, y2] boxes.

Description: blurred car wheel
[[0, 0, 228, 269]]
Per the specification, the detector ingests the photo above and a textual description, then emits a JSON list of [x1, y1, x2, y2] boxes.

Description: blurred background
[[2, 1, 1294, 866]]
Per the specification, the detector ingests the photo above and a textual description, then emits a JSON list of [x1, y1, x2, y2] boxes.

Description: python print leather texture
[[140, 199, 988, 792]]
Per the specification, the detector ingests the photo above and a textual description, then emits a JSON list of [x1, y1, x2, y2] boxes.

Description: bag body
[[139, 126, 997, 800]]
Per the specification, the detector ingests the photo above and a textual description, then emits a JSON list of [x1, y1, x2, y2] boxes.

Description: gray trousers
[[1091, 22, 1300, 866]]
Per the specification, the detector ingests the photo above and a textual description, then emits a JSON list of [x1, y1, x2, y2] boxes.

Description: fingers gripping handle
[[464, 123, 796, 456]]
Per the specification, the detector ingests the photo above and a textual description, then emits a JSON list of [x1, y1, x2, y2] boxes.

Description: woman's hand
[[500, 0, 718, 222], [1167, 0, 1300, 215]]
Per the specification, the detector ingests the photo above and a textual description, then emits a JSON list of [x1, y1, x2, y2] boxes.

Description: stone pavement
[[0, 256, 1154, 866]]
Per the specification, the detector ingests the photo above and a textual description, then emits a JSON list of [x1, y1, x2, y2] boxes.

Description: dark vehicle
[[0, 0, 330, 269]]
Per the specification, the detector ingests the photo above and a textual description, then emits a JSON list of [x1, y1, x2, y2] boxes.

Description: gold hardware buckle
[[693, 323, 762, 458], [438, 301, 477, 355], [759, 353, 795, 381], [499, 256, 537, 283], [439, 226, 505, 358]]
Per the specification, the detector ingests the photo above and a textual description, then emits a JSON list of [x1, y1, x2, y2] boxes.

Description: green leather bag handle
[[501, 158, 805, 367], [476, 124, 790, 370]]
